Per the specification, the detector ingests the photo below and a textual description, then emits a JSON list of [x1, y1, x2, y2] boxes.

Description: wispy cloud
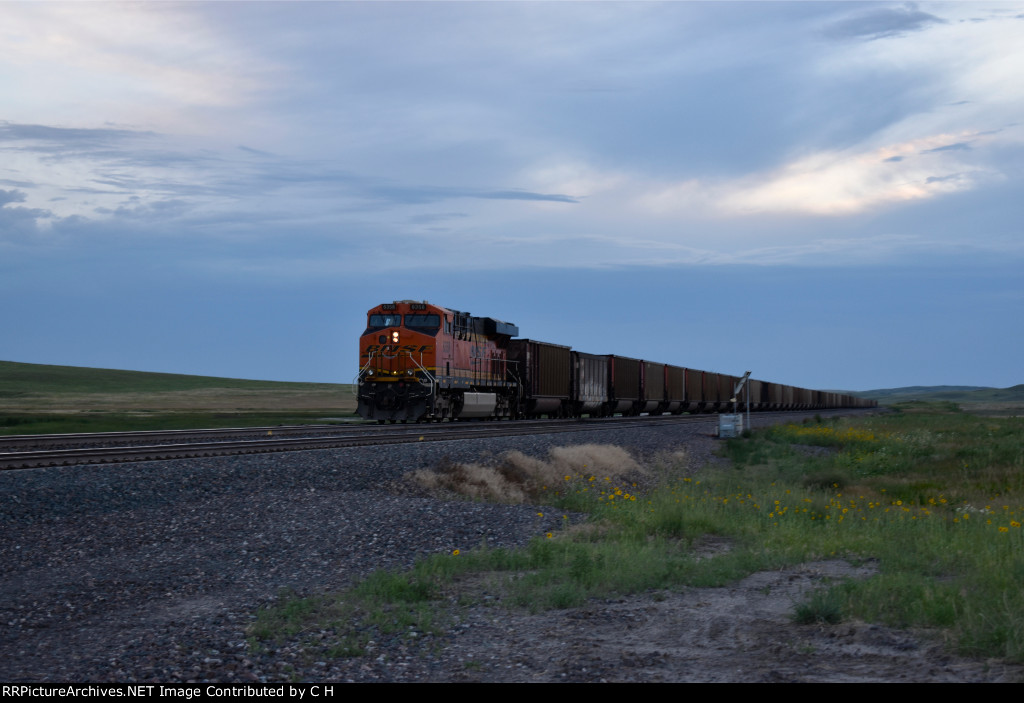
[[0, 119, 577, 235], [0, 189, 28, 207], [638, 132, 996, 217], [924, 142, 972, 153], [824, 3, 948, 41], [1, 2, 1021, 275], [0, 3, 271, 129], [0, 122, 152, 148], [0, 188, 50, 239], [364, 184, 577, 205]]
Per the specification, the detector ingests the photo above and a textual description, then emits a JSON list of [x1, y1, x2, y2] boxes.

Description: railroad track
[[0, 410, 871, 470], [0, 423, 371, 452]]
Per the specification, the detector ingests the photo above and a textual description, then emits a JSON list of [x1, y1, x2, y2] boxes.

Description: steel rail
[[0, 415, 714, 470], [0, 410, 874, 471], [0, 417, 623, 452], [0, 423, 364, 452]]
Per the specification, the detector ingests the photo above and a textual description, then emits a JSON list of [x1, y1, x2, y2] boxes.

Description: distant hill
[[862, 385, 989, 399], [858, 385, 1024, 404], [0, 360, 343, 396], [0, 360, 355, 433]]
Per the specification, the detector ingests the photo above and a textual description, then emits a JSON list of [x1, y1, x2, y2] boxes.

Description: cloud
[[93, 199, 192, 220], [2, 3, 1021, 277], [408, 212, 468, 225], [478, 190, 577, 203], [237, 145, 276, 158], [357, 183, 577, 206], [0, 116, 578, 239], [637, 132, 994, 217], [924, 142, 972, 153], [924, 174, 964, 184], [0, 189, 28, 207], [0, 3, 272, 131], [824, 3, 948, 41], [0, 122, 150, 149], [0, 188, 49, 238]]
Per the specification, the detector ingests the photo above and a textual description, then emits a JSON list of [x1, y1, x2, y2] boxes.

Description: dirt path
[[405, 559, 1021, 683]]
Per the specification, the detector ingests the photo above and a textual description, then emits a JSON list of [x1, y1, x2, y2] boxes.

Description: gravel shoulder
[[2, 411, 1020, 683]]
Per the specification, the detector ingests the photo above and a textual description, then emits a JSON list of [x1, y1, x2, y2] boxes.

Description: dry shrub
[[409, 444, 647, 504], [654, 448, 690, 470]]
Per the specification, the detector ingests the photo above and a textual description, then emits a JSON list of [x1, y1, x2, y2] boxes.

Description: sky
[[1, 1, 1021, 391]]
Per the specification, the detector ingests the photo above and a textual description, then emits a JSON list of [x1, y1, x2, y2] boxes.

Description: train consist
[[356, 300, 875, 423]]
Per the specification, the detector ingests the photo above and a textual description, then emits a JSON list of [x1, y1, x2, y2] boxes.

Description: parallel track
[[0, 423, 370, 452], [0, 410, 871, 471]]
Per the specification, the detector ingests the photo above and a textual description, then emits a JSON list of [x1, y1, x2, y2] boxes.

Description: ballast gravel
[[6, 410, 983, 684]]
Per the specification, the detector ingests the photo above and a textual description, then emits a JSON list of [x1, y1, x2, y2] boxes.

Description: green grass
[[863, 384, 1024, 405], [792, 588, 844, 625], [710, 406, 1024, 657], [0, 360, 335, 395], [0, 360, 356, 433], [0, 411, 355, 435], [249, 568, 455, 660], [250, 402, 1024, 663]]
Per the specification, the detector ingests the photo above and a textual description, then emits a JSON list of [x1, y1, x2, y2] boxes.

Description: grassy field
[[250, 403, 1024, 664], [0, 360, 356, 434], [863, 384, 1024, 407]]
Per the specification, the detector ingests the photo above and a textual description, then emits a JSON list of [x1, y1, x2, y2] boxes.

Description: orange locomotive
[[356, 300, 520, 422]]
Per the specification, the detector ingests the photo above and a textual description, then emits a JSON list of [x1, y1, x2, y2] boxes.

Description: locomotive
[[356, 300, 874, 423]]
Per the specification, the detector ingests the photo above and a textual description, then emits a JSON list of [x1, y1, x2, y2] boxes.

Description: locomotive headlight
[[391, 331, 399, 343]]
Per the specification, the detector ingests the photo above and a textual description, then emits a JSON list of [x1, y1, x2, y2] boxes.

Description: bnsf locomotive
[[356, 300, 875, 423]]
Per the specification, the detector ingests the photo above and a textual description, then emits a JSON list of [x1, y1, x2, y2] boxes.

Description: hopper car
[[356, 300, 876, 423]]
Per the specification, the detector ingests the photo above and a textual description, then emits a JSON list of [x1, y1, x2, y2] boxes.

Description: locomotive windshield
[[404, 314, 441, 334], [365, 313, 440, 334], [366, 313, 401, 331]]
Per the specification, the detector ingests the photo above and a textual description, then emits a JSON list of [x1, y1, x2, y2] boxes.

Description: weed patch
[[408, 444, 647, 504], [252, 406, 1024, 665], [793, 589, 844, 625]]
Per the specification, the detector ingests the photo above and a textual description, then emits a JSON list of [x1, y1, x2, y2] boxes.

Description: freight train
[[356, 300, 875, 423]]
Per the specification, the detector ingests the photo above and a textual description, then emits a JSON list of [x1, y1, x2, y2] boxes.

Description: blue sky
[[1, 1, 1021, 391]]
